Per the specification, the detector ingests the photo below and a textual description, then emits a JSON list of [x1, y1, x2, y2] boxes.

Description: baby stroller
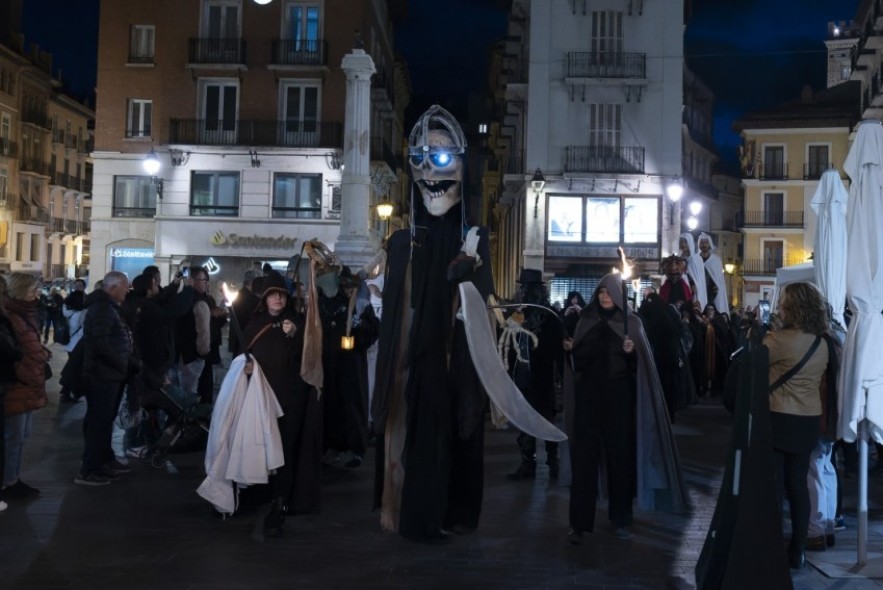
[[135, 369, 213, 468]]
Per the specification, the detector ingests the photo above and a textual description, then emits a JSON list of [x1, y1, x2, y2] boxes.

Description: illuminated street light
[[686, 217, 698, 230], [689, 201, 703, 216]]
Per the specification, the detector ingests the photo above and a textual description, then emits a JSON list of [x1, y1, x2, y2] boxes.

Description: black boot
[[546, 441, 560, 480], [508, 432, 537, 480], [263, 498, 287, 538]]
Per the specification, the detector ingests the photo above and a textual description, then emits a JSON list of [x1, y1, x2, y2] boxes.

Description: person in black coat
[[505, 269, 564, 480], [76, 271, 135, 486], [228, 271, 260, 358], [242, 270, 317, 538]]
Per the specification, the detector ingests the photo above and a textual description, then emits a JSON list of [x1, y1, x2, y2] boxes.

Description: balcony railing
[[64, 219, 78, 233], [52, 128, 65, 144], [50, 217, 64, 232], [78, 138, 94, 154], [804, 163, 834, 180], [188, 38, 247, 65], [0, 138, 17, 158], [20, 158, 52, 176], [742, 210, 804, 228], [22, 108, 51, 129], [564, 145, 645, 174], [270, 39, 327, 66], [65, 135, 79, 150], [370, 135, 399, 170], [503, 57, 528, 83], [113, 206, 155, 218], [759, 162, 789, 180], [0, 193, 16, 210], [743, 256, 807, 275], [566, 52, 647, 79], [506, 149, 525, 174], [18, 202, 50, 223], [169, 119, 343, 148]]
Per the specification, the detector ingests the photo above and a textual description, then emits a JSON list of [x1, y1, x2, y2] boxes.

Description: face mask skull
[[408, 105, 467, 218]]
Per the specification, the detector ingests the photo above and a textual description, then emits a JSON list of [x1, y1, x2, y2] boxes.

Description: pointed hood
[[679, 232, 696, 256]]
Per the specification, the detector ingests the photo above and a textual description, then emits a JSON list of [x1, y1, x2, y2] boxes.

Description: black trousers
[[82, 379, 124, 475], [569, 375, 636, 532], [273, 392, 309, 505], [774, 448, 812, 553]]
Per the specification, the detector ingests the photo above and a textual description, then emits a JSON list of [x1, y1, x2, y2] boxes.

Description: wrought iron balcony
[[78, 138, 94, 154], [566, 52, 646, 79], [759, 162, 789, 180], [270, 39, 327, 66], [804, 163, 834, 180], [22, 108, 51, 129], [169, 119, 342, 148], [65, 135, 79, 150], [564, 145, 645, 174], [188, 38, 247, 65], [64, 219, 78, 233], [741, 210, 804, 228], [743, 256, 807, 275], [505, 149, 525, 175], [20, 157, 52, 176], [0, 138, 17, 158], [0, 193, 16, 210]]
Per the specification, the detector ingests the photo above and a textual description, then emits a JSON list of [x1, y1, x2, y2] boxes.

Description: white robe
[[680, 232, 706, 308], [697, 232, 729, 314], [197, 354, 285, 514]]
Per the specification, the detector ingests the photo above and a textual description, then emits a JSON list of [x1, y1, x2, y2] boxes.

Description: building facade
[[733, 82, 859, 309], [92, 0, 407, 290], [486, 0, 686, 302], [0, 10, 93, 281]]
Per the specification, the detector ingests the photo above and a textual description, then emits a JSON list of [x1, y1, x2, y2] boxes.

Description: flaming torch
[[222, 282, 247, 357], [618, 247, 632, 336]]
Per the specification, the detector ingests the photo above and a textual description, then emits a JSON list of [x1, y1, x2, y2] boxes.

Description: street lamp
[[143, 149, 164, 199], [531, 168, 546, 219], [376, 200, 394, 238], [666, 179, 683, 226]]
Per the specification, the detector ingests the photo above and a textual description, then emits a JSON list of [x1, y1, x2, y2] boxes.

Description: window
[[280, 81, 319, 140], [113, 176, 157, 217], [203, 1, 240, 38], [806, 144, 829, 179], [127, 99, 152, 138], [585, 197, 621, 243], [273, 173, 322, 218], [129, 25, 155, 62], [284, 2, 320, 49], [764, 192, 784, 226], [1, 113, 11, 156], [763, 146, 785, 179], [623, 198, 658, 243], [15, 232, 23, 262], [200, 80, 238, 143], [591, 11, 623, 56], [0, 173, 7, 205], [589, 103, 621, 147], [191, 171, 239, 216], [30, 233, 40, 262], [547, 196, 583, 242], [763, 240, 784, 272]]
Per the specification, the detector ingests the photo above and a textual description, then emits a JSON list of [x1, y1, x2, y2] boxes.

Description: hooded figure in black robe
[[372, 105, 494, 543], [565, 274, 688, 542]]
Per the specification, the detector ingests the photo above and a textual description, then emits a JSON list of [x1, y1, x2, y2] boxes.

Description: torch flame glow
[[618, 247, 632, 280], [221, 282, 239, 307]]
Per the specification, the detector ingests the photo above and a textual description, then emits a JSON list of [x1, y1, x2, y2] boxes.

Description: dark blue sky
[[20, 0, 862, 173], [686, 0, 860, 172]]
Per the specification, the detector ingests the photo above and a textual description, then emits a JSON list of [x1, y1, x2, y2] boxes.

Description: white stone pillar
[[335, 48, 376, 272]]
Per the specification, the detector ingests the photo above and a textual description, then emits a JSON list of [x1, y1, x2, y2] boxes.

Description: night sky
[[20, 0, 862, 173]]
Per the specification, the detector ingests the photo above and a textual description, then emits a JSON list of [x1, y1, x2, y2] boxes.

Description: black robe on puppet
[[372, 105, 494, 543], [565, 274, 688, 534]]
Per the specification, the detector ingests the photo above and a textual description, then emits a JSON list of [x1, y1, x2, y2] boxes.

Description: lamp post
[[143, 149, 163, 199], [666, 180, 683, 226], [376, 200, 394, 239]]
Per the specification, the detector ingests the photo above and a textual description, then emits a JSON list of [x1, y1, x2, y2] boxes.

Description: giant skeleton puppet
[[371, 105, 564, 543]]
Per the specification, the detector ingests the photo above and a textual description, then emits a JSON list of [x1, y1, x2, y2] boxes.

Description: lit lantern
[[340, 335, 355, 350]]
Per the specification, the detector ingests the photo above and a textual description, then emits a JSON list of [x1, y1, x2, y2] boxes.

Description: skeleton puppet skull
[[408, 105, 466, 217]]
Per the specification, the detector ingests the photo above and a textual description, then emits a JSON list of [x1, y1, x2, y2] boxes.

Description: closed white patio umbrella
[[840, 119, 883, 565], [810, 169, 849, 328]]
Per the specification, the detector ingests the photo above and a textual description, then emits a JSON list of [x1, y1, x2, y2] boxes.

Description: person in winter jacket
[[59, 279, 87, 402], [1, 273, 50, 502], [75, 271, 134, 486], [0, 275, 23, 511]]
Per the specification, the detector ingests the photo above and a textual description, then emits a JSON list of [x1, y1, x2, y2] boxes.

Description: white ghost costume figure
[[697, 232, 729, 314], [679, 232, 706, 308]]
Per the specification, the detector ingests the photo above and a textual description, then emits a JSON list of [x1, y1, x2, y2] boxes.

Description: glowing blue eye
[[430, 153, 452, 166]]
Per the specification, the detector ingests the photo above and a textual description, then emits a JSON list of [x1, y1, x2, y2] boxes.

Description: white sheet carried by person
[[197, 354, 284, 514]]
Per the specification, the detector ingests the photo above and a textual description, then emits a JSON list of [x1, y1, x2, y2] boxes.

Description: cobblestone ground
[[1, 343, 882, 589]]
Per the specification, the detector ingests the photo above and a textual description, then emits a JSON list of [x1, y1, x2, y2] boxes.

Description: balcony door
[[284, 3, 320, 50], [763, 239, 784, 273], [764, 192, 784, 226], [763, 146, 785, 179], [202, 1, 240, 61], [591, 11, 622, 68], [200, 80, 238, 144], [280, 82, 319, 146]]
